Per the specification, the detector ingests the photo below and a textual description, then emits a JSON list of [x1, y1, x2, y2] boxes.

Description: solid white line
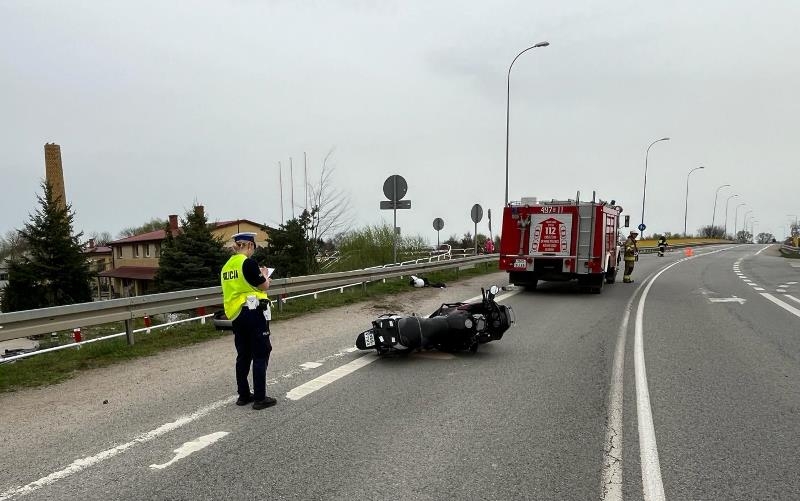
[[0, 397, 234, 500], [785, 295, 800, 305], [631, 246, 730, 501], [754, 245, 771, 256], [149, 431, 229, 470], [286, 354, 377, 400], [601, 279, 647, 501], [761, 293, 800, 318]]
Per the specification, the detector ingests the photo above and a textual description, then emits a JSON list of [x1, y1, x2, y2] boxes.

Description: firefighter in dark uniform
[[657, 235, 668, 257], [220, 232, 276, 410], [623, 230, 639, 283]]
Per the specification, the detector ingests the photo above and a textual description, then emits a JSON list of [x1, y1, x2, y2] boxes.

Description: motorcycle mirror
[[489, 285, 500, 297]]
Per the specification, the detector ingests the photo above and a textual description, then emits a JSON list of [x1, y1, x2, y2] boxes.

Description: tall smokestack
[[44, 143, 66, 210]]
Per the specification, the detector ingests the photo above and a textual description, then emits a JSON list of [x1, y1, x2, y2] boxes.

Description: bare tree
[[0, 229, 27, 261], [85, 231, 113, 246], [306, 149, 354, 245], [118, 218, 167, 238]]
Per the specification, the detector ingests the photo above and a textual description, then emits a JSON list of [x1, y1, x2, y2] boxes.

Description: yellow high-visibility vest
[[220, 254, 268, 321]]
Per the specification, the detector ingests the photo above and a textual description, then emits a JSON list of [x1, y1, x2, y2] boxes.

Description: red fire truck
[[498, 192, 624, 293]]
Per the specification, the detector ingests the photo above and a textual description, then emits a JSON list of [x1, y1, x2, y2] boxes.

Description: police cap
[[233, 232, 257, 244]]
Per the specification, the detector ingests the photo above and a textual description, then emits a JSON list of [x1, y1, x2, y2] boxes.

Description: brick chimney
[[168, 214, 179, 231], [88, 238, 96, 249], [194, 205, 204, 218]]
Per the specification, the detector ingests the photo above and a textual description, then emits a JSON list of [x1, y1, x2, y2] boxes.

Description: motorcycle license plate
[[363, 332, 375, 348]]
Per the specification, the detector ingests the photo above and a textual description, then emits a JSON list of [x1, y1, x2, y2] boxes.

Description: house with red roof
[[100, 207, 269, 297]]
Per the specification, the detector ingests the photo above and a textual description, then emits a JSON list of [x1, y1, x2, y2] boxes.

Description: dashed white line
[[776, 289, 787, 293], [286, 354, 378, 400], [754, 287, 765, 291], [785, 295, 800, 305]]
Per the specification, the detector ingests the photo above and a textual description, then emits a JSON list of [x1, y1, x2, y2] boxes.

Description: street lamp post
[[723, 194, 739, 238], [743, 210, 753, 239], [504, 41, 550, 206], [683, 166, 705, 236], [711, 184, 731, 238], [733, 203, 746, 240], [640, 137, 671, 234]]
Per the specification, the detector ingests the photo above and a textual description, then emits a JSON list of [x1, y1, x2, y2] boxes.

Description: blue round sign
[[638, 223, 647, 232]]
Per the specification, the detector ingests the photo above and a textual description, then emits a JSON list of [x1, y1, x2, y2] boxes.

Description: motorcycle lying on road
[[355, 286, 515, 355]]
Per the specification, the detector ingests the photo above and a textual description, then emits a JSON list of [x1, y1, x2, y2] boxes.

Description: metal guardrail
[[0, 255, 496, 343]]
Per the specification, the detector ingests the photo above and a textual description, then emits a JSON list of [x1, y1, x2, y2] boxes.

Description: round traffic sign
[[433, 217, 444, 231], [638, 223, 647, 232], [471, 204, 484, 224], [383, 175, 408, 201]]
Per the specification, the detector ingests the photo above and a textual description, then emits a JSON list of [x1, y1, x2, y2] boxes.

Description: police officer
[[623, 230, 639, 283], [220, 232, 276, 410]]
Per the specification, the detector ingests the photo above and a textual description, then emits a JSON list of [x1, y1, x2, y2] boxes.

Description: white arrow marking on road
[[711, 295, 746, 303], [149, 432, 229, 470]]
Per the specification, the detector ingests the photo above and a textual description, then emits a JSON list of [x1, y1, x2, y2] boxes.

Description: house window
[[116, 246, 122, 258], [144, 244, 151, 258], [134, 245, 140, 258], [155, 243, 161, 257]]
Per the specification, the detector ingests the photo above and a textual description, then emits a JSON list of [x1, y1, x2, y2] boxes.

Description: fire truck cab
[[499, 192, 623, 293]]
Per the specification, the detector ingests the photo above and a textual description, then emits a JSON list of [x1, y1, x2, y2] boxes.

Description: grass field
[[0, 262, 499, 393]]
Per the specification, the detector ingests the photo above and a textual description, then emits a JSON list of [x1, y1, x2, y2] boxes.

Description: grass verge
[[0, 262, 500, 393]]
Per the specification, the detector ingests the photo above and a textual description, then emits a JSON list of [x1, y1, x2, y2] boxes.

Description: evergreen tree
[[0, 182, 92, 312], [253, 209, 317, 278], [154, 205, 230, 292]]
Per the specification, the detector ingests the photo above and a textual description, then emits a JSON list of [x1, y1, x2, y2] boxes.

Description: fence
[[0, 254, 497, 356]]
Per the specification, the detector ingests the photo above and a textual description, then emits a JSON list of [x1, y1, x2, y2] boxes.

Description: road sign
[[380, 200, 411, 209], [433, 218, 444, 231], [638, 223, 646, 232], [383, 175, 408, 201], [471, 204, 483, 224]]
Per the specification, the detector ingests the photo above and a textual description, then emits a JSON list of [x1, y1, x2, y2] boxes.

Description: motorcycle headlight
[[464, 318, 473, 329]]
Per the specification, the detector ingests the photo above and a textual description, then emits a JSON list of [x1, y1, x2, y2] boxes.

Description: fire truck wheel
[[591, 275, 605, 294]]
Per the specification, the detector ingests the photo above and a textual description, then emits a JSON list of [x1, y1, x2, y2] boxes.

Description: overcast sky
[[2, 0, 798, 245]]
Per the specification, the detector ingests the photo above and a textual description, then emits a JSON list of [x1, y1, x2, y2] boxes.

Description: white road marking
[[787, 282, 798, 285], [344, 346, 359, 352], [785, 295, 800, 305], [149, 432, 228, 470], [601, 278, 647, 501], [742, 279, 753, 283], [286, 354, 378, 400], [754, 287, 765, 291], [300, 362, 323, 370], [761, 293, 800, 318], [791, 263, 800, 268], [776, 289, 787, 293], [708, 297, 746, 304], [754, 245, 772, 256], [0, 398, 234, 501]]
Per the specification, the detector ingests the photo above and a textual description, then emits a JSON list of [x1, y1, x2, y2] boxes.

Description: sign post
[[471, 204, 484, 255], [433, 217, 444, 248], [381, 175, 411, 264]]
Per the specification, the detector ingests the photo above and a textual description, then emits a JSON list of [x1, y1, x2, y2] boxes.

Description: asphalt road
[[1, 245, 798, 500]]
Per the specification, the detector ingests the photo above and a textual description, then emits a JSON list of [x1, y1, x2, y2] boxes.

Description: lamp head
[[534, 41, 550, 48]]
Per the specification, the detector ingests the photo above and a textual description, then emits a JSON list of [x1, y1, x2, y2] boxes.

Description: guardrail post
[[125, 319, 135, 346]]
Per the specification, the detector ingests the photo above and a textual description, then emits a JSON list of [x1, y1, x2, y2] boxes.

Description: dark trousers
[[232, 308, 272, 401]]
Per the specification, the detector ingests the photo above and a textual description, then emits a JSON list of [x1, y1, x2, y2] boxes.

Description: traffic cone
[[684, 247, 694, 257]]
